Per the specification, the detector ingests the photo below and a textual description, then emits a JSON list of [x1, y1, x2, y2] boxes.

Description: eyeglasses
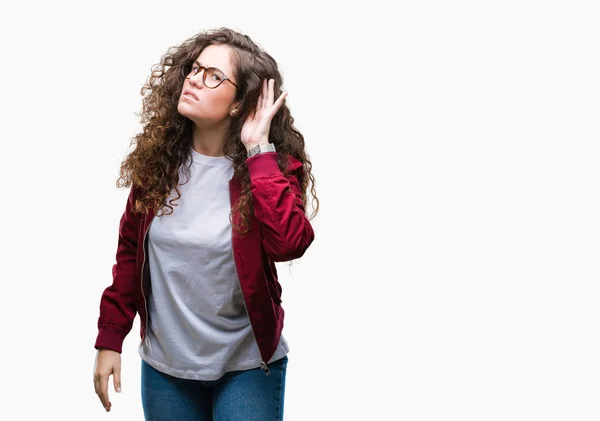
[[181, 61, 238, 89]]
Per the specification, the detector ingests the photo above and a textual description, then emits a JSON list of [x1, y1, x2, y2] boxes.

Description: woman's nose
[[189, 70, 205, 88]]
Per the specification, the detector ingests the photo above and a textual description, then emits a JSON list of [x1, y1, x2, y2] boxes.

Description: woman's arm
[[94, 186, 142, 354], [247, 152, 315, 262]]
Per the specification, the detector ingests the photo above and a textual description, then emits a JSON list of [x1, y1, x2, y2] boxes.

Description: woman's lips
[[183, 92, 198, 101]]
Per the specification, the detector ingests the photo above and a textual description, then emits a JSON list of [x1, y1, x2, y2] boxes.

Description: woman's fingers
[[261, 78, 268, 108], [94, 371, 111, 411], [275, 91, 287, 110], [267, 79, 274, 107], [98, 372, 111, 411], [255, 79, 286, 117], [257, 81, 263, 110], [93, 375, 99, 395], [113, 365, 122, 393]]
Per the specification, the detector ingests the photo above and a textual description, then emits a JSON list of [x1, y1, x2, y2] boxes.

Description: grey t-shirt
[[138, 146, 289, 381]]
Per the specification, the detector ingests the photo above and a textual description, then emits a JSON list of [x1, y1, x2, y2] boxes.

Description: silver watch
[[247, 143, 277, 158]]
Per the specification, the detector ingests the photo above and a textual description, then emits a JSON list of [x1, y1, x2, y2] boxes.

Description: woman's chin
[[177, 102, 195, 118]]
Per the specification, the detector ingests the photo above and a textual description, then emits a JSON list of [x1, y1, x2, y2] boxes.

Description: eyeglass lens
[[182, 64, 225, 88]]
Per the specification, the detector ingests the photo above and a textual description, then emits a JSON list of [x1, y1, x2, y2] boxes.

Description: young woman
[[92, 27, 318, 420]]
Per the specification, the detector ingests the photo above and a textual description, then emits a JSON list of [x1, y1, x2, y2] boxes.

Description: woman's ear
[[230, 101, 242, 116]]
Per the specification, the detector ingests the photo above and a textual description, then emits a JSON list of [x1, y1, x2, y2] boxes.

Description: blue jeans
[[141, 355, 288, 421]]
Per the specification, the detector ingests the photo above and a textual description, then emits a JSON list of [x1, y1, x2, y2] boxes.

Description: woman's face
[[177, 44, 239, 126]]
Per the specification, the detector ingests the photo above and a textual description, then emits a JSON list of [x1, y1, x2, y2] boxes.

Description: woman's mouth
[[183, 90, 199, 101]]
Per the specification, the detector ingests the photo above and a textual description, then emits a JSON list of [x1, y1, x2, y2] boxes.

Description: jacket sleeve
[[246, 152, 315, 262], [94, 186, 142, 353]]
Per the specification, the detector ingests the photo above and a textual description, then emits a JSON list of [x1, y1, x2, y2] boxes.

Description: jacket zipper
[[139, 215, 152, 347], [229, 191, 270, 376], [231, 247, 270, 376]]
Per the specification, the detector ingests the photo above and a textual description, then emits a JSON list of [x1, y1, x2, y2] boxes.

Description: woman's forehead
[[196, 45, 234, 73]]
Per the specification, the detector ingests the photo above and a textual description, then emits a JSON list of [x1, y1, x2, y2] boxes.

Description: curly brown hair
[[116, 27, 319, 234]]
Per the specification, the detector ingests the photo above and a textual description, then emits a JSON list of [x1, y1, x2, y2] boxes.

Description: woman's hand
[[241, 78, 287, 151], [93, 348, 122, 412]]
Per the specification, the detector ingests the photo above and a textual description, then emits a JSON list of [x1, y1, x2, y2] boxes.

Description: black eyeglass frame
[[181, 61, 238, 89]]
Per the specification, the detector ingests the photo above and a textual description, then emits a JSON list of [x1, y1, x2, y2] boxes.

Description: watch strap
[[247, 143, 276, 158]]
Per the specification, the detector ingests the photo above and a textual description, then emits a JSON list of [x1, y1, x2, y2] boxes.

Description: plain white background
[[1, 0, 598, 419]]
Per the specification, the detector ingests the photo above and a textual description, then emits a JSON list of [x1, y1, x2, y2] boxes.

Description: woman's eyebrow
[[195, 60, 214, 68]]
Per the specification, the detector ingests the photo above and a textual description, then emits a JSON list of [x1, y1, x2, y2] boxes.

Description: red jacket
[[95, 152, 314, 375]]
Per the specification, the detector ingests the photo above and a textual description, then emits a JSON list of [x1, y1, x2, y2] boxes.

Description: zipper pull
[[260, 361, 271, 376]]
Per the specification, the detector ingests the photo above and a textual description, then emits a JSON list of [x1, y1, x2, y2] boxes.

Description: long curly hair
[[116, 27, 319, 234]]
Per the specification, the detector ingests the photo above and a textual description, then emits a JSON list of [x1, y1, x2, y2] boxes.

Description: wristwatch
[[247, 143, 277, 158]]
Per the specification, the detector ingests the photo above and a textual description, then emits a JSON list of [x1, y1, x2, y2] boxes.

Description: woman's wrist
[[247, 143, 276, 158]]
